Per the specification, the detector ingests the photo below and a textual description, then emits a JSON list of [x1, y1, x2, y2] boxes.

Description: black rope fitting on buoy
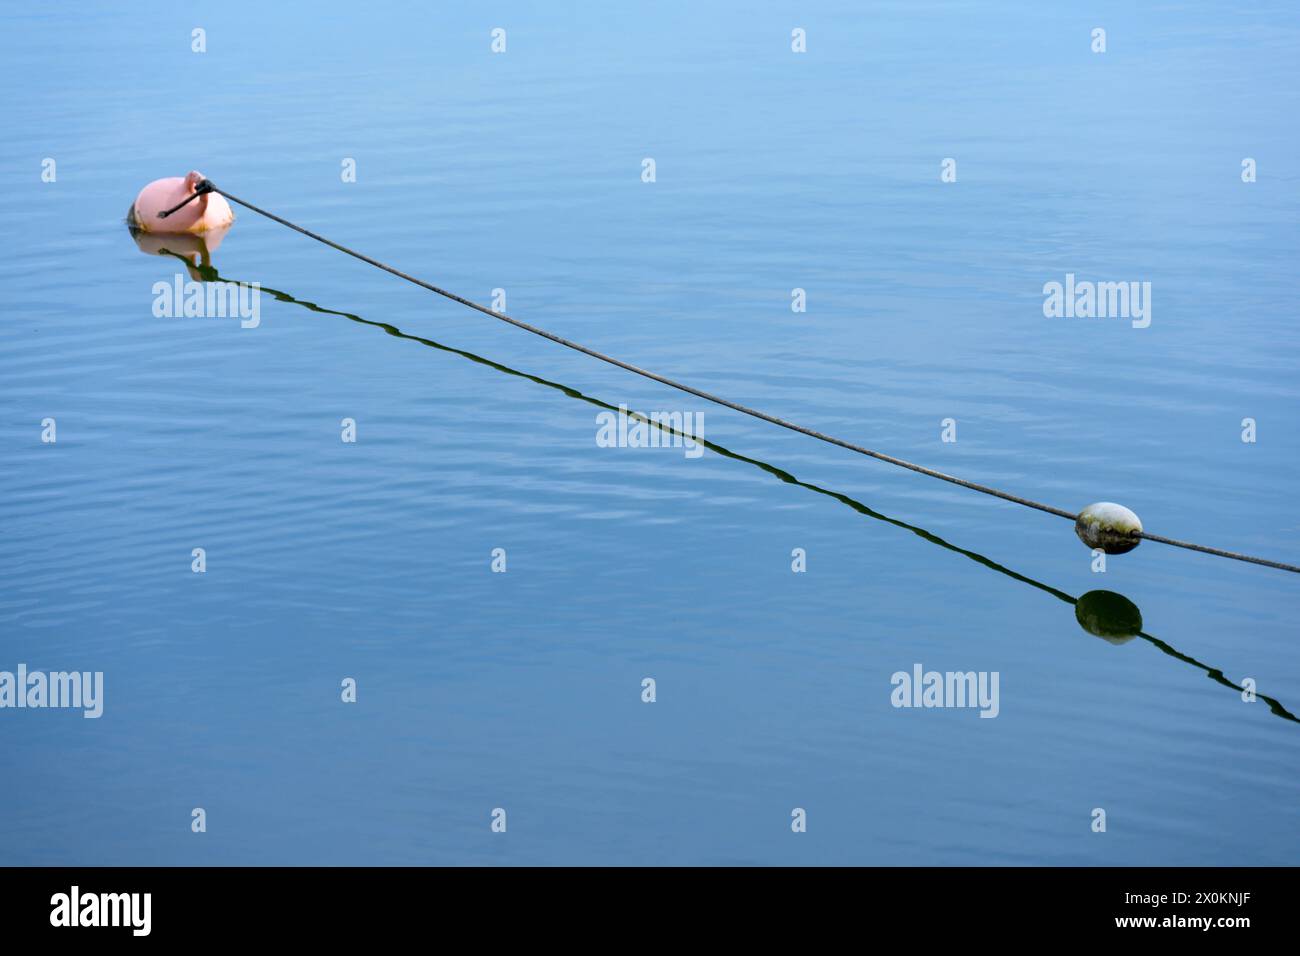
[[157, 178, 215, 219]]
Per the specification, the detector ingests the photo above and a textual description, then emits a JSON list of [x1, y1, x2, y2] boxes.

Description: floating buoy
[[126, 170, 234, 235], [1075, 501, 1143, 554]]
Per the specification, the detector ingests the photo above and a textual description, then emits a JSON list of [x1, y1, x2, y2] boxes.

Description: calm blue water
[[1, 2, 1298, 865]]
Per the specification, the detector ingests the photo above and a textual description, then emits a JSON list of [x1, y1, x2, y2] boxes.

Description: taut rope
[[175, 180, 1300, 575]]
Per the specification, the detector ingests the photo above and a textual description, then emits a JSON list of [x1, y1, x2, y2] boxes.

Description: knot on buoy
[[1075, 502, 1143, 555]]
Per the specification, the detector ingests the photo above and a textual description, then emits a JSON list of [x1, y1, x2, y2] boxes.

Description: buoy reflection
[[127, 224, 228, 281], [1075, 590, 1144, 643], [132, 241, 1299, 727]]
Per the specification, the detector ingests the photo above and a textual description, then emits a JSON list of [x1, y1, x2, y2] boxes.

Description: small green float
[[1074, 501, 1143, 555]]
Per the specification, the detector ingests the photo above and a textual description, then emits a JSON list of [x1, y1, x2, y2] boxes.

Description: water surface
[[1, 1, 1298, 865]]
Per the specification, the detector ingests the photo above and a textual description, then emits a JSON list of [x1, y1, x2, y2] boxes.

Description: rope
[[195, 180, 1300, 575], [156, 179, 214, 219]]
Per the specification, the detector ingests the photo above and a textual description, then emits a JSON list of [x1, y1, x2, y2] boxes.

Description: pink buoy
[[127, 170, 234, 234]]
